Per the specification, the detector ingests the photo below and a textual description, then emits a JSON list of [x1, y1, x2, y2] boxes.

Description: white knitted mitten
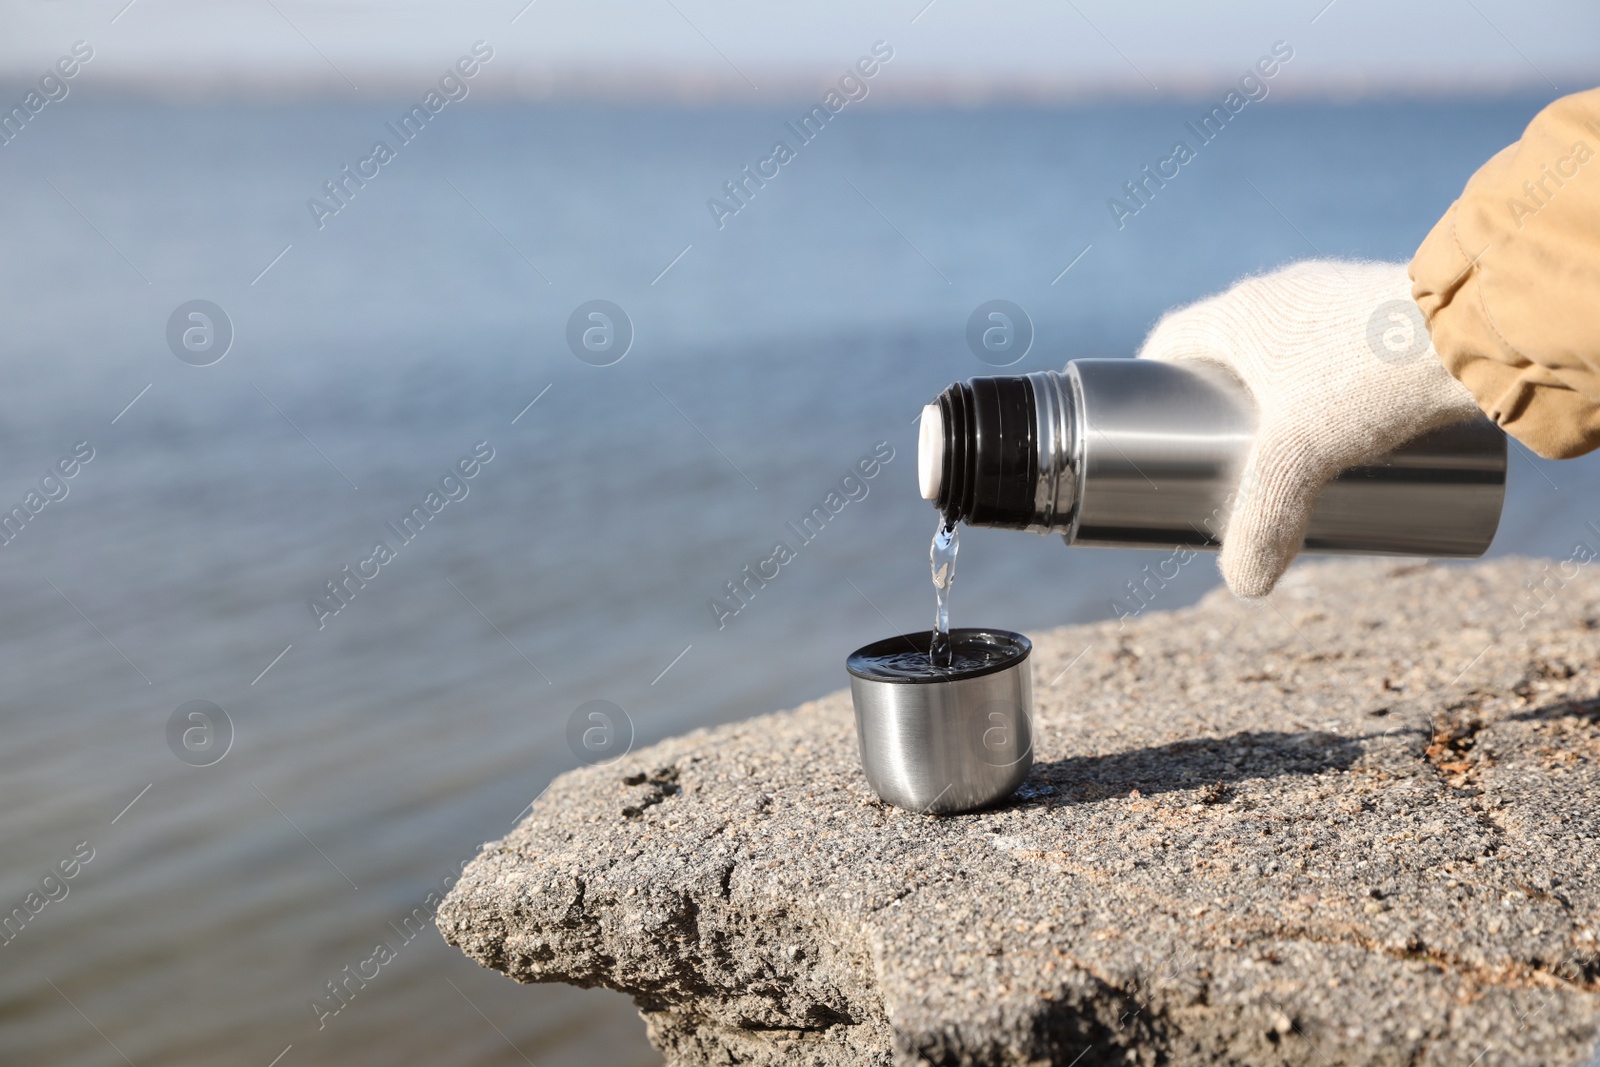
[[1137, 260, 1481, 599]]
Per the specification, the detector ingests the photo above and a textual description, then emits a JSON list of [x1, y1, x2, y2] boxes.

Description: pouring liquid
[[929, 520, 960, 667]]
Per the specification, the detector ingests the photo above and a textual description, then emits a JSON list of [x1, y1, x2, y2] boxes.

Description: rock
[[437, 559, 1600, 1066]]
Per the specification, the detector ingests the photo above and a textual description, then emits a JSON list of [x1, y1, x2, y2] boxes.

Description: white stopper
[[917, 403, 944, 500]]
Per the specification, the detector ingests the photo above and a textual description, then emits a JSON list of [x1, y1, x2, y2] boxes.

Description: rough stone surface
[[439, 558, 1600, 1066]]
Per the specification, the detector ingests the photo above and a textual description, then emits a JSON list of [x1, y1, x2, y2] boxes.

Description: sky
[[0, 0, 1595, 100]]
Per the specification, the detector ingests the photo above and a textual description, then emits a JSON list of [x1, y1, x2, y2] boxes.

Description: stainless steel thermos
[[918, 358, 1507, 555], [848, 358, 1509, 818]]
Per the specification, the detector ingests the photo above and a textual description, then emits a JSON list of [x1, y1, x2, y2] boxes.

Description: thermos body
[[922, 358, 1507, 557]]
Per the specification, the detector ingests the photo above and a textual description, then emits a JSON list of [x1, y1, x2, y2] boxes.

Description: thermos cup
[[918, 358, 1506, 555], [847, 628, 1033, 815]]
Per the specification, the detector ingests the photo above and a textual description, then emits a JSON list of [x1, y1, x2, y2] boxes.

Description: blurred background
[[1, 1, 1596, 1064]]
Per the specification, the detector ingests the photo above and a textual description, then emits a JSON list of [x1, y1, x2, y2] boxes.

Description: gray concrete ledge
[[438, 558, 1600, 1066]]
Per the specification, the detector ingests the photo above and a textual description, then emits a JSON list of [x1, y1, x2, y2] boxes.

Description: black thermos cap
[[934, 376, 1037, 529]]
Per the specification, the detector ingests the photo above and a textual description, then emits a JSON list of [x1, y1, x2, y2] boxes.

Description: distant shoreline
[[0, 69, 1584, 106]]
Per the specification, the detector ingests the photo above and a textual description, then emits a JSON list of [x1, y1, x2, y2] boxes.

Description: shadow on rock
[[1509, 694, 1600, 726], [1014, 729, 1367, 807]]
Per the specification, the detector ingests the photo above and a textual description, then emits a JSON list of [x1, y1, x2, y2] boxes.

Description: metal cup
[[846, 628, 1033, 815]]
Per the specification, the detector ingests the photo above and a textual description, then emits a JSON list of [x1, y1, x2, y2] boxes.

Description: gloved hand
[[1137, 260, 1482, 599]]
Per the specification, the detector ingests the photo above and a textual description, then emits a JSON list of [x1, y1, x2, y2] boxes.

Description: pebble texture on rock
[[438, 559, 1600, 1066]]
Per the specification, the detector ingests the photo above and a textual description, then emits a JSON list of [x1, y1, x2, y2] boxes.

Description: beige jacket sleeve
[[1411, 88, 1600, 459]]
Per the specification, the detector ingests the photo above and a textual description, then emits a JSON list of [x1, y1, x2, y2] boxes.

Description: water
[[0, 94, 1578, 1066], [849, 630, 1024, 680], [930, 520, 960, 666]]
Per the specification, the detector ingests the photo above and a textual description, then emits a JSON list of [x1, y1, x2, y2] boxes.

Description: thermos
[[918, 359, 1506, 555]]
